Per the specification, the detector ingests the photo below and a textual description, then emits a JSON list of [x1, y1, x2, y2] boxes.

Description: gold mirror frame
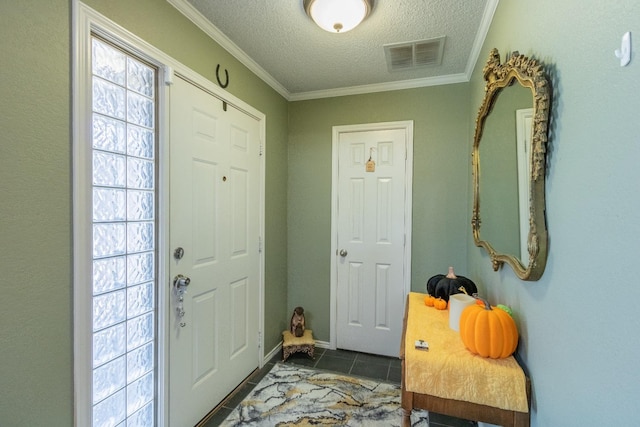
[[472, 49, 551, 281]]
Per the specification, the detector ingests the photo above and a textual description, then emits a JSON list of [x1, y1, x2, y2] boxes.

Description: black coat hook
[[216, 64, 229, 88]]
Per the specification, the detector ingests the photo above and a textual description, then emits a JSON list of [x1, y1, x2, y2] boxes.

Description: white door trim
[[72, 3, 266, 426], [329, 121, 413, 351], [516, 108, 533, 263]]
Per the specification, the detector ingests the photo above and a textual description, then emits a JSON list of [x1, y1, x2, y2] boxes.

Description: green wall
[[468, 1, 640, 425], [288, 84, 472, 341], [0, 1, 289, 424], [1, 1, 72, 425]]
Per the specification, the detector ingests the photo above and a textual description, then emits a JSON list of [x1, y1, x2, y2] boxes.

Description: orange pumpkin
[[433, 298, 447, 310], [424, 295, 436, 307], [459, 299, 518, 359]]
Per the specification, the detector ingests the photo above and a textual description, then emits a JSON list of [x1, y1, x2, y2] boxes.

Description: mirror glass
[[479, 84, 532, 264], [472, 49, 550, 281]]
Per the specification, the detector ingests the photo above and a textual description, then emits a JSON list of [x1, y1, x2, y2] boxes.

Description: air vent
[[384, 36, 446, 72]]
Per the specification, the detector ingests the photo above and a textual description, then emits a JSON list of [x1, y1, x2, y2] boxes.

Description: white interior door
[[333, 123, 412, 357], [169, 76, 260, 426]]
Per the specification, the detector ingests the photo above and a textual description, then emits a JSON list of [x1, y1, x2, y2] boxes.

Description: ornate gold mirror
[[472, 49, 551, 280]]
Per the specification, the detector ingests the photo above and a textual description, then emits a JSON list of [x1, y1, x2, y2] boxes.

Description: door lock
[[173, 274, 191, 328], [173, 274, 190, 290]]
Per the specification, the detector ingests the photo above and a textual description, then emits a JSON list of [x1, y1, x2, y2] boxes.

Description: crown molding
[[465, 0, 499, 79], [168, 0, 498, 101], [288, 73, 469, 101], [166, 0, 291, 100]]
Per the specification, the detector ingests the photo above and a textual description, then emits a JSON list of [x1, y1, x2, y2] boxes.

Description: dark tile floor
[[200, 347, 477, 427]]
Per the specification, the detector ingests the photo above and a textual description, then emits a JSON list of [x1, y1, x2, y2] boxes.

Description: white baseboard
[[263, 342, 282, 365], [264, 338, 331, 366], [314, 340, 331, 349]]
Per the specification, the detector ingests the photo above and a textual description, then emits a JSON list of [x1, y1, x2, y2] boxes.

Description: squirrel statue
[[290, 306, 305, 337]]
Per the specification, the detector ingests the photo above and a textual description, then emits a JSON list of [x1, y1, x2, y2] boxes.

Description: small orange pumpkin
[[433, 298, 447, 310], [459, 299, 518, 359], [424, 295, 436, 307]]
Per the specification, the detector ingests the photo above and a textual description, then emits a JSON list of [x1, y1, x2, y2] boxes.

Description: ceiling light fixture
[[303, 0, 373, 34]]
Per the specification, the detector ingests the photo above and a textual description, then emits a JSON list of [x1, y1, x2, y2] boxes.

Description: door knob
[[173, 274, 191, 290], [339, 249, 348, 257]]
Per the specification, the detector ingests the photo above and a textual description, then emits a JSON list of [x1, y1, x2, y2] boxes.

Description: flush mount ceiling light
[[303, 0, 373, 33]]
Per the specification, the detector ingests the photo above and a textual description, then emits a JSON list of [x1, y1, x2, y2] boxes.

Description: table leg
[[401, 407, 412, 427], [401, 382, 414, 427]]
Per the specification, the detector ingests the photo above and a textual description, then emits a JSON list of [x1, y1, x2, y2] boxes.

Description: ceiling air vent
[[384, 36, 446, 72]]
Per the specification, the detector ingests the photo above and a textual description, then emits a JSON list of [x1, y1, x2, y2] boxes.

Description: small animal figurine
[[290, 306, 305, 337]]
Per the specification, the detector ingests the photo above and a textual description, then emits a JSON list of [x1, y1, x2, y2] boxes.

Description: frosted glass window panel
[[127, 252, 154, 285], [127, 342, 153, 383], [127, 312, 154, 350], [94, 188, 126, 222], [93, 77, 126, 120], [93, 151, 126, 187], [92, 39, 126, 86], [127, 125, 154, 159], [126, 402, 154, 427], [93, 223, 126, 258], [93, 256, 127, 295], [93, 114, 126, 153], [127, 92, 154, 129], [127, 191, 154, 221], [127, 222, 154, 254], [93, 290, 126, 331], [93, 323, 127, 368], [127, 158, 154, 190], [127, 282, 154, 318], [127, 58, 154, 98], [93, 356, 126, 404], [127, 372, 154, 417], [93, 388, 126, 427], [90, 36, 156, 427]]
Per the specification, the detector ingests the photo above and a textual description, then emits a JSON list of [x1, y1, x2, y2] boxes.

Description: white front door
[[332, 122, 413, 357], [169, 76, 260, 426]]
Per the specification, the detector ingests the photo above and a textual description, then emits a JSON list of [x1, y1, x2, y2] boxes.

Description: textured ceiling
[[169, 0, 497, 100]]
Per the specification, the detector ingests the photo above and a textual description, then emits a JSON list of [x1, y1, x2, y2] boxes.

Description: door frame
[[72, 3, 266, 425], [516, 108, 533, 263], [329, 121, 413, 351]]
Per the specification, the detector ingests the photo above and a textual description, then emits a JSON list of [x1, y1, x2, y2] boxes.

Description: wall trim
[[166, 0, 290, 99], [167, 0, 499, 101], [464, 0, 500, 78], [289, 73, 469, 101]]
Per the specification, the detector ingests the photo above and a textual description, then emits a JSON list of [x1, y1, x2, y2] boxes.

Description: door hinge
[[258, 236, 263, 253], [258, 331, 262, 349], [259, 141, 264, 156]]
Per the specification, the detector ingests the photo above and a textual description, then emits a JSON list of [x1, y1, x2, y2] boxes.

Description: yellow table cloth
[[404, 292, 528, 413]]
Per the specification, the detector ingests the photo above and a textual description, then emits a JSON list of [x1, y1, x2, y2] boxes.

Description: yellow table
[[400, 292, 530, 426]]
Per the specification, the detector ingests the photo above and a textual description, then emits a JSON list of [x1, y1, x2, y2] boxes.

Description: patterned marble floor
[[220, 363, 425, 426], [200, 347, 477, 427]]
